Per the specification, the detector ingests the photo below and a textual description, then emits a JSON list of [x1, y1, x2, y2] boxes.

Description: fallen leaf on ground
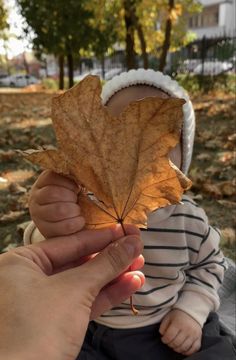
[[228, 133, 236, 143], [196, 153, 211, 161], [218, 181, 235, 197], [221, 228, 235, 246], [8, 182, 27, 194], [0, 210, 26, 223], [0, 149, 16, 162], [20, 75, 191, 228], [218, 151, 235, 164], [202, 183, 222, 198], [205, 166, 221, 176], [217, 200, 236, 208]]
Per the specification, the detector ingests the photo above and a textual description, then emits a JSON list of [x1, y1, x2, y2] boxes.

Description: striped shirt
[[96, 195, 225, 329]]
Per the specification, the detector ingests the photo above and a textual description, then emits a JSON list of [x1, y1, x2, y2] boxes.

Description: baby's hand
[[29, 170, 85, 239], [159, 309, 202, 356]]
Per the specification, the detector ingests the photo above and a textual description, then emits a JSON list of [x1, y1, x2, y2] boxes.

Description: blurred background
[[0, 0, 235, 91], [0, 0, 235, 257]]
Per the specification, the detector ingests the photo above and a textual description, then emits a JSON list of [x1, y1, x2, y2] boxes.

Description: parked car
[[193, 61, 233, 75], [181, 59, 201, 73], [0, 74, 39, 87]]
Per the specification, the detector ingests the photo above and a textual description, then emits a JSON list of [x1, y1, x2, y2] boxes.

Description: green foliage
[[16, 0, 203, 70], [133, 0, 202, 54], [41, 77, 58, 90], [0, 0, 8, 32], [84, 0, 121, 58], [16, 0, 94, 57], [215, 39, 235, 62], [176, 73, 236, 94], [42, 77, 71, 89]]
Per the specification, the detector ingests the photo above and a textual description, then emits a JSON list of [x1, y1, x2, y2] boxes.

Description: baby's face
[[106, 85, 182, 169]]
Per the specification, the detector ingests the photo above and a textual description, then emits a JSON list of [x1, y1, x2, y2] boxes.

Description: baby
[[24, 70, 230, 360]]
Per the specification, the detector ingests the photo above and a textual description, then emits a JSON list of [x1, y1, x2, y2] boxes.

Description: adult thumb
[[79, 234, 143, 291]]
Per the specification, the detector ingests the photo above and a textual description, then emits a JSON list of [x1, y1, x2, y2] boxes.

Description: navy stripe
[[101, 313, 133, 317], [188, 260, 226, 271], [187, 274, 214, 289], [136, 284, 171, 295], [144, 245, 199, 253], [101, 296, 176, 317], [145, 273, 180, 280], [145, 261, 189, 267], [181, 198, 199, 207], [119, 296, 177, 310], [101, 309, 162, 317], [185, 281, 202, 287], [142, 297, 176, 315], [205, 269, 222, 284], [141, 228, 204, 239], [143, 308, 164, 316], [201, 227, 211, 245], [171, 213, 205, 222], [136, 295, 176, 309], [196, 249, 216, 265], [213, 227, 221, 237]]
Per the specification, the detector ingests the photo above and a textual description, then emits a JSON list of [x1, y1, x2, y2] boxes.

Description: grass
[[0, 87, 235, 260]]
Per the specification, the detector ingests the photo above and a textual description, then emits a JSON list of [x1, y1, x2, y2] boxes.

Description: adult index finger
[[19, 224, 140, 274]]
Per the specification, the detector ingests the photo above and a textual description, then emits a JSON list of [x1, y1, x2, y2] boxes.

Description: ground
[[0, 89, 235, 259]]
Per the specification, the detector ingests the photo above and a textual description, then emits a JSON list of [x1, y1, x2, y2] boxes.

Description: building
[[188, 0, 236, 38]]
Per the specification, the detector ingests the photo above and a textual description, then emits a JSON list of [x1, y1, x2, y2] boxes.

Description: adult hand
[[0, 225, 144, 360], [29, 170, 85, 238]]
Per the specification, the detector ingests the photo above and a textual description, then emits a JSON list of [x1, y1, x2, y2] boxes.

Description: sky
[[0, 0, 32, 59]]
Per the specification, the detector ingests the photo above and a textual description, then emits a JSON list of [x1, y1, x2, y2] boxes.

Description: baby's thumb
[[82, 235, 143, 291]]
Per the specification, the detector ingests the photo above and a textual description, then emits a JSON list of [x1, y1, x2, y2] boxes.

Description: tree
[[123, 0, 137, 69], [84, 0, 120, 77], [0, 0, 8, 32], [159, 0, 175, 71], [90, 0, 201, 71], [17, 0, 94, 89], [0, 0, 10, 74]]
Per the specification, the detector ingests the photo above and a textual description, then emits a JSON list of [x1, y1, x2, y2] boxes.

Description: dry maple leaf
[[21, 75, 191, 228]]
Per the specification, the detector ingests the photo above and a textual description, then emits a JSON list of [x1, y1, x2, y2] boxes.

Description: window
[[188, 5, 219, 28]]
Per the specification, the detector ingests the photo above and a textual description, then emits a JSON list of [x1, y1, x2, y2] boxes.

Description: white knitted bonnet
[[101, 69, 195, 174]]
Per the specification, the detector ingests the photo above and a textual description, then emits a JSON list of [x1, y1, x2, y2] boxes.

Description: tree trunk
[[159, 0, 175, 72], [67, 53, 74, 88], [3, 39, 10, 76], [136, 23, 148, 69], [23, 52, 30, 76], [58, 54, 64, 90], [44, 58, 49, 77], [123, 0, 136, 70], [101, 54, 105, 79]]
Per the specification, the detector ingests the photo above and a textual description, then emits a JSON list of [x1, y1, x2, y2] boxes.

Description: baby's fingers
[[33, 185, 78, 205], [31, 202, 81, 222], [182, 337, 201, 356], [36, 216, 85, 238], [160, 324, 179, 345], [35, 170, 78, 192], [174, 337, 194, 354], [168, 331, 187, 349]]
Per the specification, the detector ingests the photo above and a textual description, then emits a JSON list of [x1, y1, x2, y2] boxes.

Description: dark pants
[[76, 313, 236, 360]]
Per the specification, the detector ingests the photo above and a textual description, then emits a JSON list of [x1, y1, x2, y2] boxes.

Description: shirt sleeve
[[173, 212, 227, 327], [23, 221, 46, 245]]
